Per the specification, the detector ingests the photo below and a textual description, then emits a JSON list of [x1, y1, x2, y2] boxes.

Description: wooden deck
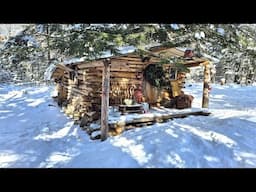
[[88, 107, 211, 139], [108, 107, 211, 130]]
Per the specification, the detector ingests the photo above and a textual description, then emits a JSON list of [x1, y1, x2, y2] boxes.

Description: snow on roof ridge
[[62, 46, 136, 65], [44, 63, 57, 81], [63, 57, 86, 65]]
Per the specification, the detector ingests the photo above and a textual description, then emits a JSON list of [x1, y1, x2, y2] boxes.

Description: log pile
[[52, 56, 149, 122]]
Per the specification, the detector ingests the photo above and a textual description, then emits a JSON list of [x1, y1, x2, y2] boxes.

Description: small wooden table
[[119, 104, 144, 115]]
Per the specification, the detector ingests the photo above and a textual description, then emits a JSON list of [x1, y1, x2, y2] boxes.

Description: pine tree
[[1, 24, 256, 83]]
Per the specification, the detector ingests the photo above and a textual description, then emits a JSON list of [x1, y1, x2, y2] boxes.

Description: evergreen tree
[[1, 24, 256, 83]]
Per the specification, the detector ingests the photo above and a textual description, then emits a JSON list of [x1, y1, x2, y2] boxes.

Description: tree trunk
[[46, 24, 51, 80], [46, 25, 50, 58], [202, 62, 210, 108]]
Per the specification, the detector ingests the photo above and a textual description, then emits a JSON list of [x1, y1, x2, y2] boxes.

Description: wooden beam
[[101, 59, 111, 141], [77, 61, 104, 69], [56, 63, 74, 72], [202, 61, 210, 108], [109, 110, 211, 129], [114, 56, 142, 61], [111, 59, 148, 65]]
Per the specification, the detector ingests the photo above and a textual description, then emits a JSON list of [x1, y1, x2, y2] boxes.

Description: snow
[[22, 35, 38, 47], [44, 63, 57, 81], [217, 28, 225, 35], [91, 46, 136, 58], [63, 57, 85, 65], [201, 53, 220, 63], [170, 24, 179, 30], [118, 46, 135, 54], [0, 82, 256, 167], [0, 69, 11, 82], [195, 32, 201, 39], [108, 107, 208, 125], [62, 46, 136, 66]]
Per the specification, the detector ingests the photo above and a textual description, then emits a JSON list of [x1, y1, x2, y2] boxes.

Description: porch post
[[101, 59, 111, 141]]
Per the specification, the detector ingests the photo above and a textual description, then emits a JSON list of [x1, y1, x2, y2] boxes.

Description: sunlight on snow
[[165, 152, 185, 168], [34, 121, 74, 141], [165, 129, 179, 138], [212, 94, 226, 99], [27, 87, 49, 95], [204, 155, 220, 162], [39, 152, 72, 168], [173, 122, 237, 148], [111, 137, 152, 165], [212, 109, 256, 121], [234, 151, 256, 167], [0, 110, 11, 113], [7, 103, 17, 107], [0, 151, 20, 167], [25, 98, 45, 107], [17, 112, 25, 117], [1, 83, 256, 168]]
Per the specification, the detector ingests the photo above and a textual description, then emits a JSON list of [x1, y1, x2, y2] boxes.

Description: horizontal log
[[77, 61, 104, 69], [113, 56, 142, 61], [111, 59, 150, 65], [111, 78, 142, 84], [77, 75, 103, 82], [110, 73, 137, 79], [77, 71, 102, 77], [110, 68, 140, 72], [56, 63, 74, 72], [63, 85, 89, 96], [109, 110, 211, 128], [110, 61, 130, 68], [78, 85, 93, 91]]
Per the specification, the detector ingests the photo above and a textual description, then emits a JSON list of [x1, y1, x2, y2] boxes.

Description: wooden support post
[[202, 61, 210, 108], [101, 59, 111, 141]]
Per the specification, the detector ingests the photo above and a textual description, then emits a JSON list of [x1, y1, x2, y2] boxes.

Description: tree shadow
[[107, 113, 256, 168]]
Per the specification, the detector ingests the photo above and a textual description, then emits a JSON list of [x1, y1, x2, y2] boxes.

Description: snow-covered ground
[[0, 82, 256, 168]]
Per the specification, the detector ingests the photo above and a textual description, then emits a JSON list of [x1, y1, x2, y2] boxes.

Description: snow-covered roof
[[63, 57, 86, 65], [61, 46, 209, 68], [44, 63, 57, 81], [62, 46, 136, 65]]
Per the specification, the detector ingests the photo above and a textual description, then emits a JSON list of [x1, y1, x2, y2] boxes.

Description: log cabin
[[50, 46, 211, 139]]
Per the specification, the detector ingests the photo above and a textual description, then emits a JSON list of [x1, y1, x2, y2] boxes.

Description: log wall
[[51, 52, 208, 122]]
